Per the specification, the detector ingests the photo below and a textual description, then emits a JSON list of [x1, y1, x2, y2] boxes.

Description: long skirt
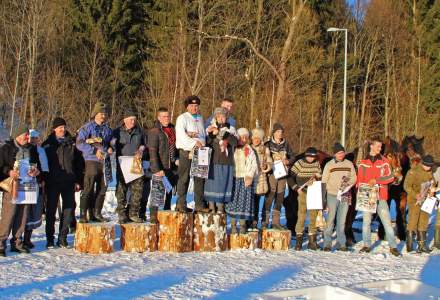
[[204, 164, 234, 203], [226, 177, 255, 220], [25, 188, 43, 230]]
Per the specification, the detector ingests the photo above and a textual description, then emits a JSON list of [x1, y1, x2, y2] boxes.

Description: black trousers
[[176, 150, 205, 209], [46, 181, 75, 241], [80, 161, 106, 211]]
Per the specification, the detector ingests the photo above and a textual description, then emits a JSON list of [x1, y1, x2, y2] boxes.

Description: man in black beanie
[[42, 117, 83, 248]]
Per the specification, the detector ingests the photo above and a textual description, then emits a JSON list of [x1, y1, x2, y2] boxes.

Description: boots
[[406, 231, 414, 252], [230, 219, 237, 234], [208, 202, 215, 213], [129, 214, 144, 223], [295, 234, 303, 250], [434, 228, 440, 250], [149, 207, 158, 224], [79, 209, 88, 223], [261, 211, 270, 229], [417, 231, 431, 253], [23, 230, 34, 249], [57, 236, 70, 248], [94, 196, 109, 222], [88, 208, 99, 222], [94, 209, 109, 222], [239, 220, 247, 234], [390, 248, 401, 257], [307, 234, 319, 251], [272, 210, 283, 230]]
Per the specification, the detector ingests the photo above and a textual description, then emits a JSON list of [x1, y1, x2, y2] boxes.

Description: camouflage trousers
[[115, 175, 145, 219]]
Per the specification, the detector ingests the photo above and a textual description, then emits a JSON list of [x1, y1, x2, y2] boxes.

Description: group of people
[[0, 95, 439, 258]]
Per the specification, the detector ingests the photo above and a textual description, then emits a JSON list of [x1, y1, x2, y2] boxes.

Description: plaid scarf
[[162, 126, 176, 163]]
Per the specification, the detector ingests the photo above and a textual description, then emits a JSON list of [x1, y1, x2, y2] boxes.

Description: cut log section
[[228, 231, 260, 250], [120, 223, 158, 252], [75, 222, 115, 254], [261, 229, 291, 251], [157, 211, 193, 252], [193, 213, 227, 252]]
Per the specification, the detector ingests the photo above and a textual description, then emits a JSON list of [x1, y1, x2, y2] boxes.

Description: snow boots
[[295, 234, 303, 250], [406, 231, 414, 252], [416, 231, 431, 253]]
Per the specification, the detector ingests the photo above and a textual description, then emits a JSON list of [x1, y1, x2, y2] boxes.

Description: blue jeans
[[324, 194, 349, 247], [362, 200, 397, 248]]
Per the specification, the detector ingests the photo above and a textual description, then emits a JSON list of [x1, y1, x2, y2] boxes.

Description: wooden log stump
[[193, 213, 227, 252], [228, 231, 260, 250], [157, 211, 193, 252], [75, 222, 115, 254], [120, 223, 158, 252], [261, 229, 291, 251]]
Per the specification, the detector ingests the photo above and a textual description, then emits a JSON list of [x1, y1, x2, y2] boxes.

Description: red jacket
[[357, 155, 394, 201]]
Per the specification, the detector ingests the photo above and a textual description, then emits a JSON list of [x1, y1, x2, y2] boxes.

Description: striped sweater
[[321, 159, 357, 196], [290, 159, 322, 190]]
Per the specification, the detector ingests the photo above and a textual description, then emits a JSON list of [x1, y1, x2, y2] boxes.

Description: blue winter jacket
[[76, 121, 113, 162]]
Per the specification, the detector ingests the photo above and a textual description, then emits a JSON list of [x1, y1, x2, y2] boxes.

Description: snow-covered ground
[[0, 193, 439, 299]]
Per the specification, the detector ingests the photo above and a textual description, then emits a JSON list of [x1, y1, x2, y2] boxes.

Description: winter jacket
[[234, 144, 259, 179], [76, 121, 112, 161], [322, 159, 357, 196], [206, 123, 238, 165], [290, 158, 322, 191], [265, 138, 295, 167], [148, 121, 178, 174], [175, 112, 206, 151], [404, 163, 433, 203], [113, 125, 147, 158], [0, 140, 40, 182], [42, 132, 83, 184], [357, 155, 394, 201]]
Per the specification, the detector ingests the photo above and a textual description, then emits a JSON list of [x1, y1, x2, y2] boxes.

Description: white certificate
[[421, 197, 437, 214], [273, 160, 287, 179], [306, 180, 324, 210], [197, 147, 210, 166], [118, 156, 144, 183]]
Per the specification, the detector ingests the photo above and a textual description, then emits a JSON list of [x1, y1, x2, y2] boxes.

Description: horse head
[[401, 135, 425, 167]]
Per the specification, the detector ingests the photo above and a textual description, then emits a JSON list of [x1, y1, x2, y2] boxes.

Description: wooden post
[[157, 211, 193, 252], [75, 223, 115, 254], [261, 229, 291, 251], [120, 223, 158, 253], [229, 232, 260, 250], [193, 213, 227, 252]]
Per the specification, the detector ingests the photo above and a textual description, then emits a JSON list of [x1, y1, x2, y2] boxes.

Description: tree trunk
[[193, 213, 227, 252], [229, 232, 260, 250], [75, 223, 115, 254], [120, 223, 158, 253], [157, 211, 193, 252], [261, 229, 291, 250]]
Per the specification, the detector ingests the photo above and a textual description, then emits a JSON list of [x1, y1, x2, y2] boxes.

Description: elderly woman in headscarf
[[226, 128, 259, 234], [204, 107, 237, 213]]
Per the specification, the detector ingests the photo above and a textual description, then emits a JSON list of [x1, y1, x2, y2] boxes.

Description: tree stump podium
[[75, 222, 115, 254], [120, 223, 158, 252], [193, 213, 227, 252], [228, 231, 260, 250], [261, 229, 291, 251], [158, 211, 193, 252]]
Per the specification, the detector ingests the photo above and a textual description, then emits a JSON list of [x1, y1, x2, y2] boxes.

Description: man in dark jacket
[[148, 107, 179, 222], [42, 117, 83, 248], [0, 125, 40, 257], [113, 109, 148, 223]]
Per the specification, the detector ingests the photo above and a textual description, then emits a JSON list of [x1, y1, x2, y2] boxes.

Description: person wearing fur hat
[[0, 126, 41, 257], [290, 147, 322, 250], [226, 128, 259, 234], [250, 127, 272, 229], [42, 117, 83, 248], [404, 154, 435, 253], [321, 143, 357, 251], [175, 95, 208, 212], [76, 102, 113, 223], [263, 123, 295, 229], [113, 108, 148, 224], [204, 107, 237, 213]]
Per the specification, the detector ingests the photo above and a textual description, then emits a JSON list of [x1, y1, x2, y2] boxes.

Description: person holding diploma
[[0, 126, 40, 257], [113, 109, 147, 224], [403, 155, 434, 253], [290, 147, 322, 250], [321, 143, 357, 252], [148, 107, 179, 223], [264, 123, 295, 229]]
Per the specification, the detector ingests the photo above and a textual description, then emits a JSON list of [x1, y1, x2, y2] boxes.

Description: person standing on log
[[113, 109, 148, 224], [357, 137, 400, 256], [321, 143, 357, 252], [226, 128, 258, 234], [175, 95, 208, 213], [148, 107, 179, 223], [76, 102, 113, 223], [0, 126, 41, 257], [204, 98, 236, 129], [263, 123, 295, 229], [42, 118, 82, 248]]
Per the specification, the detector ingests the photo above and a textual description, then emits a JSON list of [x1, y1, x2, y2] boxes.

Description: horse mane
[[401, 135, 425, 156]]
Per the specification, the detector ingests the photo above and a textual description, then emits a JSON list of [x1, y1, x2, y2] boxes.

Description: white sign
[[197, 147, 210, 166], [306, 180, 324, 210], [421, 197, 437, 214], [273, 160, 287, 179], [118, 156, 144, 183]]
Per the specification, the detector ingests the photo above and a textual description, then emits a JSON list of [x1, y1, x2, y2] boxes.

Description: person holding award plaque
[[0, 125, 41, 257]]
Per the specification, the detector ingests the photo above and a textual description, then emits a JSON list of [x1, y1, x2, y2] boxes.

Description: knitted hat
[[213, 107, 227, 116], [184, 95, 201, 107], [123, 108, 137, 119], [422, 155, 435, 167], [29, 129, 40, 138], [91, 102, 108, 118], [251, 128, 265, 140], [332, 142, 345, 154], [237, 128, 250, 137], [272, 123, 284, 135], [305, 147, 318, 157], [12, 124, 29, 139], [52, 117, 67, 129]]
